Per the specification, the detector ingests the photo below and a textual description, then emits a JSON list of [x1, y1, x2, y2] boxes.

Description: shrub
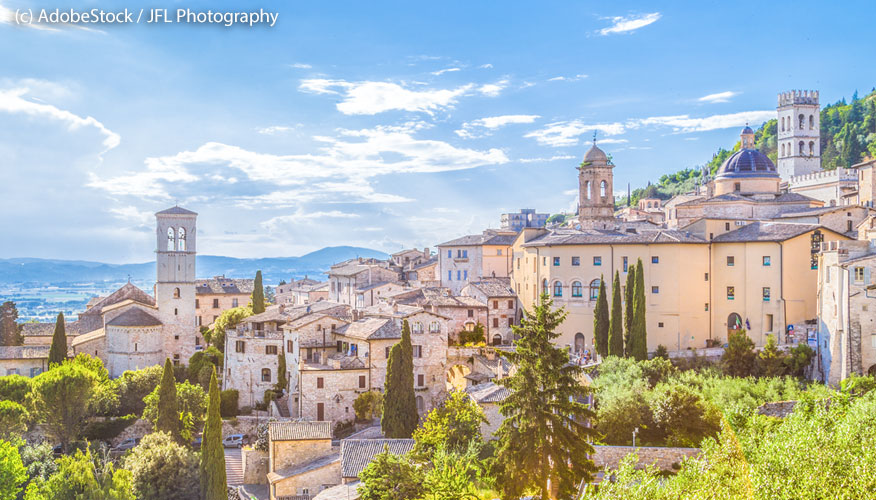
[[334, 420, 355, 439], [142, 381, 207, 426], [785, 343, 815, 378], [263, 390, 277, 405], [0, 374, 31, 404], [80, 414, 138, 442], [653, 344, 669, 359], [840, 373, 876, 396], [220, 390, 239, 417], [239, 406, 253, 416], [114, 365, 163, 416], [457, 323, 486, 345], [124, 431, 200, 500], [640, 357, 676, 388], [354, 391, 383, 422], [0, 400, 29, 439], [722, 330, 757, 377]]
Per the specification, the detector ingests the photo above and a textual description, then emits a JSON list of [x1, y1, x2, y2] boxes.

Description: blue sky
[[1, 0, 875, 263]]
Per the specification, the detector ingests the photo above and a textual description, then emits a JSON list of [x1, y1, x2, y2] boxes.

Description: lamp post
[[632, 427, 639, 448]]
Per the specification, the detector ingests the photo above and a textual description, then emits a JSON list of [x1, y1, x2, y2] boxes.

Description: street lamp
[[632, 427, 639, 448]]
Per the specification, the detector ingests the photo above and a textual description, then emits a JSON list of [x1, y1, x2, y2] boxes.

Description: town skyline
[[2, 0, 875, 263]]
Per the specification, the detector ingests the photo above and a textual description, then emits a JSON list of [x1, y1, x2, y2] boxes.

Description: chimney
[[423, 247, 430, 259], [392, 303, 399, 314], [278, 304, 285, 314]]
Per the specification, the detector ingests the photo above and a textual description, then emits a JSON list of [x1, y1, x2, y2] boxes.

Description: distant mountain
[[0, 246, 389, 285]]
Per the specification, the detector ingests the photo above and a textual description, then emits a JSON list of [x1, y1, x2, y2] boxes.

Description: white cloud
[[109, 205, 153, 226], [299, 79, 475, 115], [456, 114, 540, 139], [518, 155, 576, 163], [698, 91, 738, 103], [598, 12, 661, 35], [289, 62, 312, 69], [0, 86, 120, 152], [0, 3, 54, 30], [257, 125, 296, 135], [632, 110, 775, 133], [548, 74, 588, 82], [478, 79, 509, 97], [524, 120, 626, 147], [479, 64, 493, 69], [431, 67, 460, 76]]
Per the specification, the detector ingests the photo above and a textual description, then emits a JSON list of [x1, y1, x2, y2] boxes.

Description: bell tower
[[577, 137, 616, 229], [777, 90, 820, 180], [154, 206, 198, 354]]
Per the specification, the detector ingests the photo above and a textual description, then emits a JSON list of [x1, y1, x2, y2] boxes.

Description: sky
[[1, 0, 875, 263]]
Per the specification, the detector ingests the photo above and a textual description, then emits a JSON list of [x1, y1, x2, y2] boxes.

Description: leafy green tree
[[358, 448, 424, 500], [0, 401, 28, 440], [593, 274, 609, 358], [24, 447, 134, 500], [18, 441, 58, 494], [653, 344, 669, 360], [0, 439, 27, 500], [275, 351, 287, 392], [630, 259, 648, 361], [758, 334, 786, 377], [421, 444, 486, 500], [608, 271, 624, 357], [143, 381, 207, 427], [114, 365, 163, 416], [624, 265, 636, 357], [0, 375, 31, 405], [382, 320, 418, 439], [125, 431, 200, 500], [840, 373, 876, 396], [722, 330, 757, 377], [219, 390, 239, 418], [207, 306, 251, 353], [649, 383, 721, 447], [354, 390, 383, 422], [47, 313, 67, 367], [28, 362, 96, 452], [0, 302, 23, 346], [156, 358, 182, 442], [199, 368, 225, 500], [251, 270, 265, 314], [458, 323, 485, 345], [494, 294, 598, 499], [785, 343, 815, 379], [412, 391, 486, 459]]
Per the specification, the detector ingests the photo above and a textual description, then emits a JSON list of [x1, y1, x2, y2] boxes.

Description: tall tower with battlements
[[777, 90, 821, 180]]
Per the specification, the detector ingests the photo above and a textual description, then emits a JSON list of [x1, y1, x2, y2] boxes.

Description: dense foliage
[[24, 446, 134, 500], [125, 431, 200, 500], [205, 306, 251, 353], [251, 270, 265, 314], [412, 391, 486, 459], [199, 368, 225, 500], [142, 380, 207, 427], [353, 390, 383, 422], [593, 275, 609, 357], [0, 302, 23, 347], [156, 358, 182, 442], [608, 271, 624, 357], [382, 320, 418, 439], [27, 361, 96, 452]]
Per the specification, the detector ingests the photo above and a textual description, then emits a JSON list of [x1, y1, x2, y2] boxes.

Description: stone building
[[461, 277, 519, 345], [195, 276, 254, 328], [327, 259, 400, 306], [464, 382, 511, 439], [389, 248, 431, 268], [0, 345, 55, 377], [850, 157, 876, 207], [437, 230, 516, 294], [816, 239, 876, 386], [72, 207, 201, 377], [384, 287, 489, 343], [275, 277, 324, 306], [500, 208, 549, 232], [777, 90, 821, 180], [577, 141, 616, 229], [402, 257, 439, 287], [223, 305, 288, 408], [266, 421, 338, 500]]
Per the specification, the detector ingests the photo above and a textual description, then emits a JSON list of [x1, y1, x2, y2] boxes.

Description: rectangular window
[[235, 341, 245, 353], [508, 300, 514, 309], [623, 256, 628, 272], [658, 322, 664, 328], [197, 316, 202, 326], [705, 303, 709, 311], [359, 375, 366, 388], [725, 222, 730, 230], [287, 340, 294, 353], [727, 286, 735, 300], [727, 256, 735, 266], [516, 258, 520, 270], [704, 273, 709, 281], [317, 377, 324, 389], [593, 256, 602, 266], [854, 267, 865, 283], [306, 348, 313, 361], [457, 270, 461, 280], [448, 271, 452, 281], [763, 287, 771, 301], [493, 301, 498, 309], [497, 249, 502, 256], [232, 298, 239, 307], [571, 256, 580, 266], [417, 374, 425, 387], [553, 257, 560, 266], [763, 256, 771, 266], [467, 309, 474, 318], [543, 257, 547, 266], [447, 250, 452, 258], [266, 345, 278, 355], [212, 298, 219, 308], [651, 286, 659, 294], [766, 314, 774, 332], [195, 299, 199, 308], [493, 318, 499, 327], [651, 256, 659, 264], [463, 270, 468, 280], [507, 318, 513, 327], [337, 340, 343, 352], [385, 347, 390, 358], [413, 345, 422, 358]]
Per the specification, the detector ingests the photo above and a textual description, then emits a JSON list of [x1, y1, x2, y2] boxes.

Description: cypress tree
[[624, 264, 636, 357], [631, 258, 648, 361], [47, 312, 66, 367], [251, 270, 265, 314], [494, 294, 598, 499], [593, 275, 609, 358], [156, 358, 181, 442], [381, 320, 418, 438], [0, 301, 23, 346], [608, 271, 624, 357], [276, 351, 287, 392], [199, 367, 226, 500]]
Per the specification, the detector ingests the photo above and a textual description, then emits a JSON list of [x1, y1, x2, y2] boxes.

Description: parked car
[[113, 438, 140, 452], [222, 434, 245, 448], [191, 436, 202, 450]]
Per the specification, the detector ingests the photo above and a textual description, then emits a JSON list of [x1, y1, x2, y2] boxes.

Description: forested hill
[[626, 88, 876, 206]]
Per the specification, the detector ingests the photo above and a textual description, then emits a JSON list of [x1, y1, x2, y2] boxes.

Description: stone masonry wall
[[592, 445, 701, 472], [243, 449, 269, 485]]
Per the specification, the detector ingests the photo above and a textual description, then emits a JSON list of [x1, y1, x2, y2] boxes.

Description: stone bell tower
[[577, 137, 616, 230], [777, 90, 821, 180], [155, 206, 198, 360]]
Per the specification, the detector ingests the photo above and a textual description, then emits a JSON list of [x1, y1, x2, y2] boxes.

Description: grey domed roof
[[582, 145, 608, 163], [716, 149, 777, 179], [741, 125, 754, 135]]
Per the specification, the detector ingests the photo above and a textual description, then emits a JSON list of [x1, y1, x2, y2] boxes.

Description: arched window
[[781, 143, 785, 157], [809, 141, 815, 156], [413, 322, 423, 334], [261, 368, 271, 382], [492, 334, 502, 346], [429, 321, 439, 333], [584, 181, 591, 200], [571, 281, 583, 297], [574, 332, 585, 353], [589, 279, 601, 300], [543, 279, 549, 295], [809, 115, 814, 129], [798, 114, 805, 130], [178, 227, 186, 251], [600, 180, 607, 197], [553, 281, 563, 297], [799, 141, 805, 156], [167, 227, 175, 251], [727, 313, 742, 331], [173, 287, 180, 298]]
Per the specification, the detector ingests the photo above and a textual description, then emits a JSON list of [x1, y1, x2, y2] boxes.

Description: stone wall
[[592, 445, 701, 472], [757, 400, 797, 418], [243, 449, 269, 485]]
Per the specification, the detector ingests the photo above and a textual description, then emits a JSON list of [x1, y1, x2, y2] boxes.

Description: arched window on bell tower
[[178, 227, 186, 251], [167, 227, 175, 251], [600, 180, 607, 198], [584, 181, 591, 200]]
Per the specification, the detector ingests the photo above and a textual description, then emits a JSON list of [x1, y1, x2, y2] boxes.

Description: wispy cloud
[[479, 64, 493, 69], [257, 125, 297, 135], [478, 79, 509, 97], [524, 120, 626, 147], [548, 74, 588, 82], [698, 91, 738, 103], [598, 12, 661, 35], [289, 62, 312, 69], [634, 110, 775, 133], [0, 86, 120, 152], [431, 67, 460, 76], [456, 114, 540, 139], [299, 79, 475, 115], [518, 155, 575, 164]]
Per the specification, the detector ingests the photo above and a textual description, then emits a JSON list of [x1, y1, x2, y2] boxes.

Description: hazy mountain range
[[0, 246, 389, 285]]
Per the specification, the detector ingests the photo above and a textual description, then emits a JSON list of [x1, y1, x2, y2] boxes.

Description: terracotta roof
[[284, 313, 348, 331], [195, 277, 254, 295], [409, 257, 438, 271], [389, 287, 488, 309], [521, 228, 705, 247], [71, 328, 105, 347], [330, 262, 392, 277], [465, 277, 514, 297], [81, 283, 156, 317], [267, 454, 339, 484], [155, 206, 197, 216], [106, 308, 162, 327], [711, 222, 824, 242], [340, 439, 415, 478], [355, 281, 400, 292], [779, 205, 873, 218], [438, 230, 517, 247], [242, 305, 289, 324], [465, 382, 512, 404], [335, 318, 400, 340], [268, 421, 332, 442]]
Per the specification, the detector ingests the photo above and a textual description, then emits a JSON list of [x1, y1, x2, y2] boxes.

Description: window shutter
[[866, 267, 872, 285]]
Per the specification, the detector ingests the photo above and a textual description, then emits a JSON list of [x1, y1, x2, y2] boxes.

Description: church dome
[[716, 148, 777, 179], [582, 144, 608, 163], [741, 125, 754, 135]]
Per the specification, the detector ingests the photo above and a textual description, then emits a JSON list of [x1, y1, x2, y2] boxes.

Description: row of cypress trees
[[594, 258, 648, 360]]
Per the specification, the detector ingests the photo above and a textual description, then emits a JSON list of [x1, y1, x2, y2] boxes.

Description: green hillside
[[625, 89, 876, 207]]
